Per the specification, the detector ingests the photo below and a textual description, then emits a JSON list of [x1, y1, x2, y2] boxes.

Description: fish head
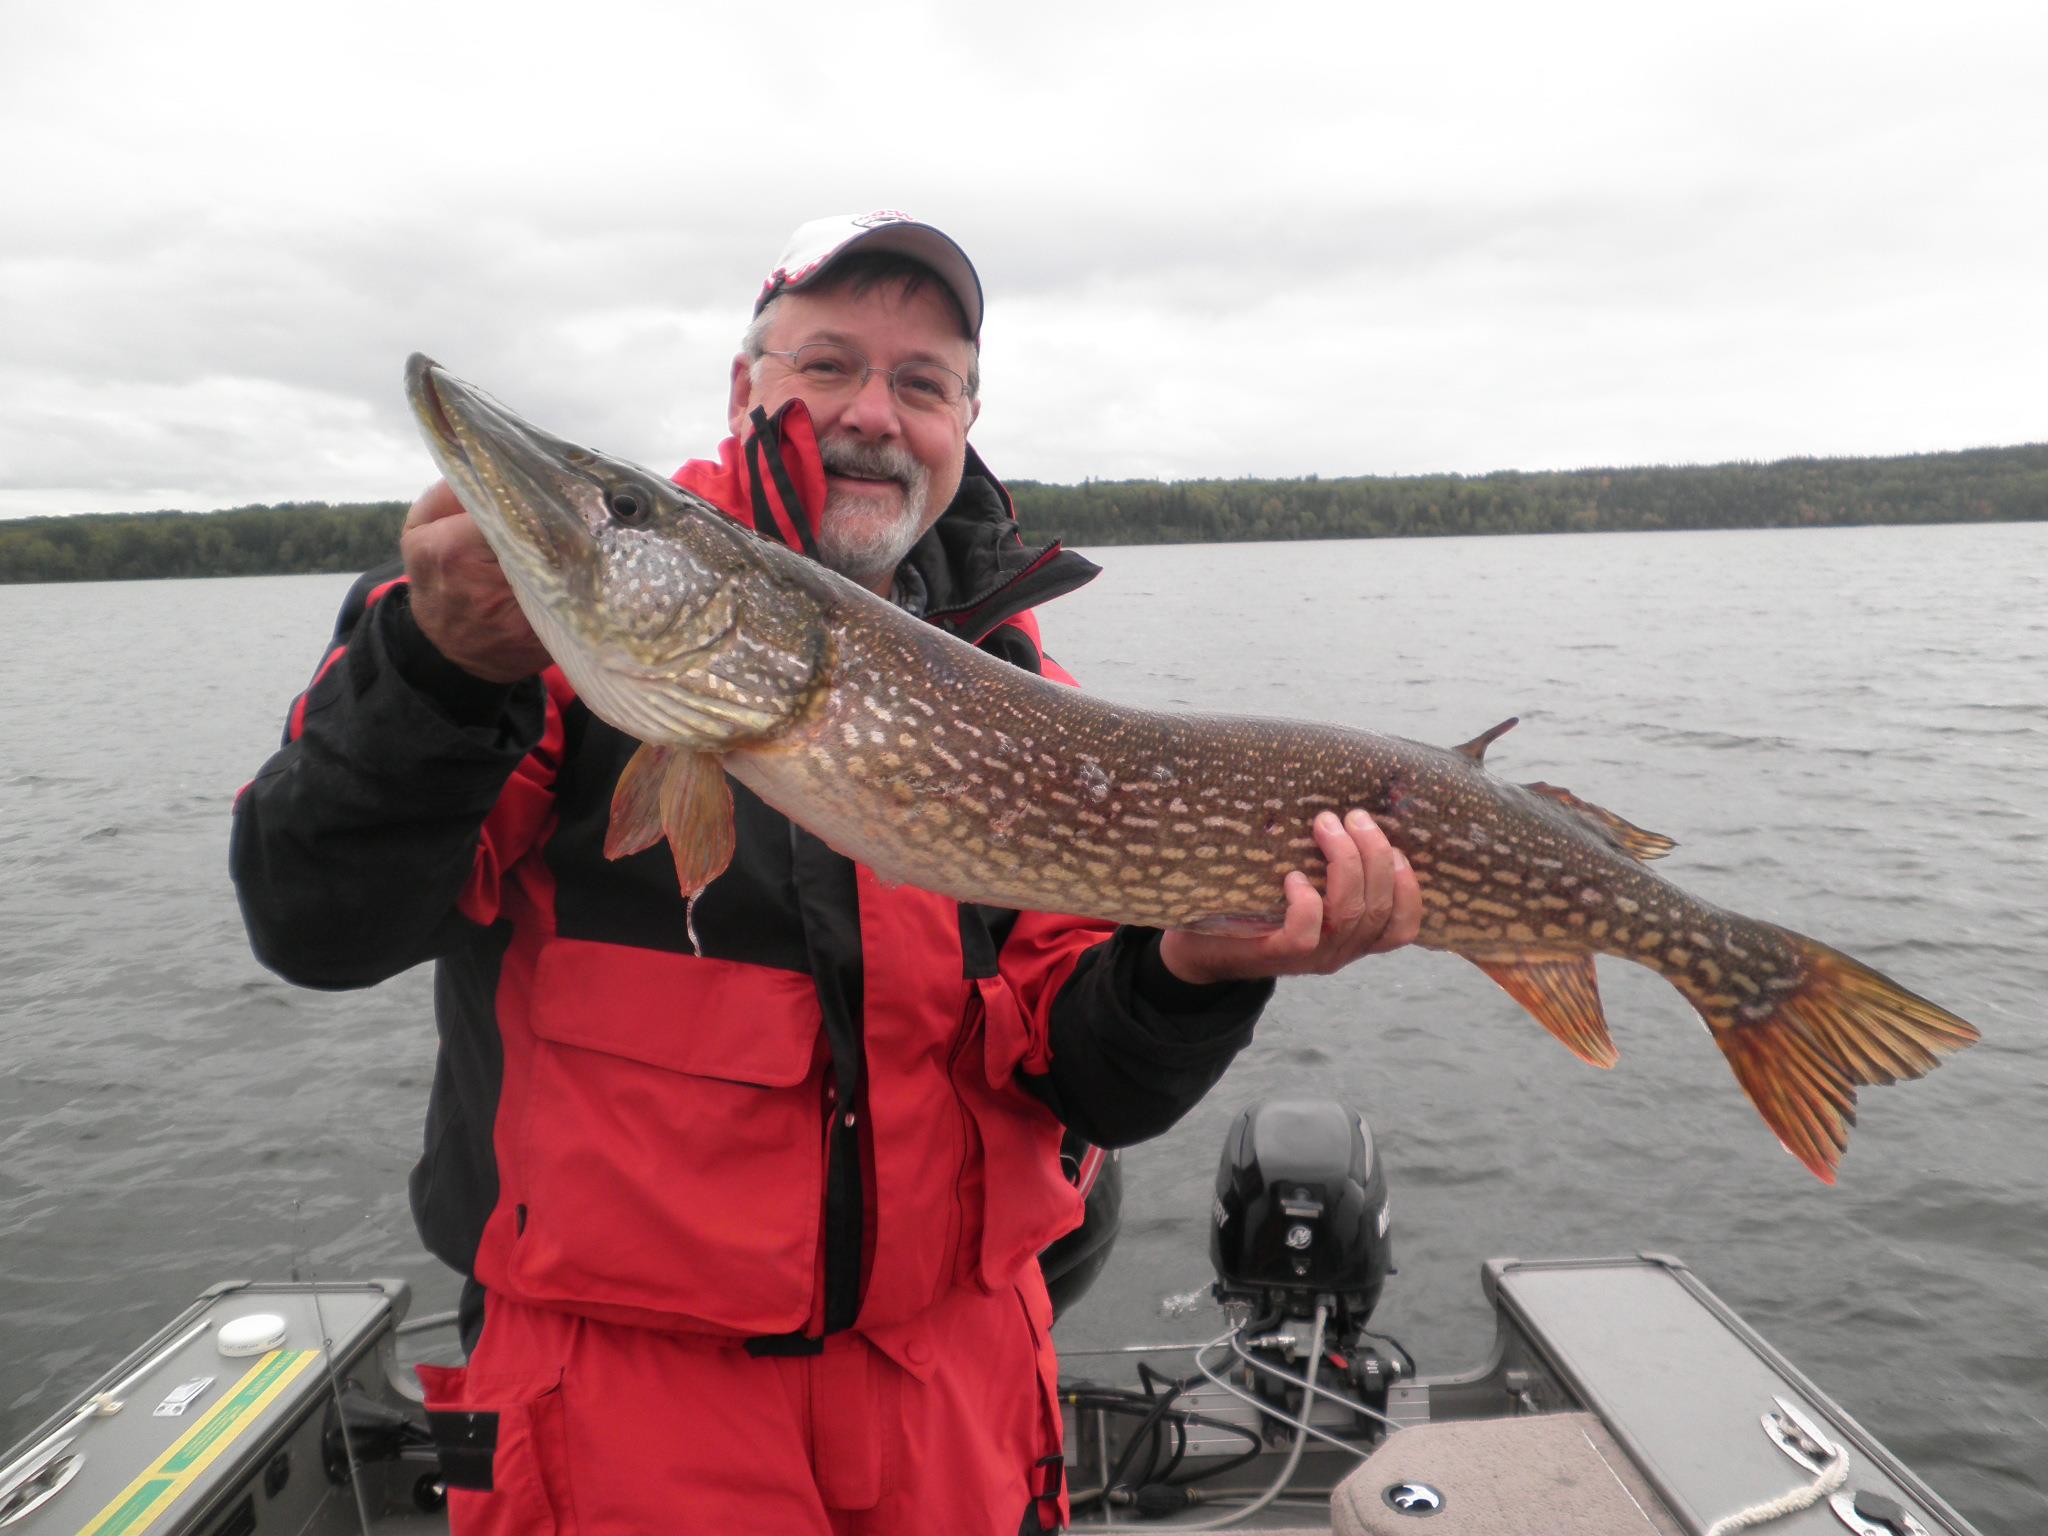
[[406, 354, 827, 749]]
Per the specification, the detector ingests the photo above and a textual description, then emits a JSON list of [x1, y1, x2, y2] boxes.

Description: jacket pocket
[[505, 939, 825, 1332], [416, 1363, 573, 1536], [955, 977, 1084, 1290]]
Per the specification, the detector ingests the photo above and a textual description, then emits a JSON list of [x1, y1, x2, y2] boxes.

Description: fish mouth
[[403, 353, 601, 597]]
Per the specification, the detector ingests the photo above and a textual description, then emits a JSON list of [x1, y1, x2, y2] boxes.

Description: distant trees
[[0, 501, 408, 584], [1008, 444, 2048, 548], [1, 443, 2043, 585]]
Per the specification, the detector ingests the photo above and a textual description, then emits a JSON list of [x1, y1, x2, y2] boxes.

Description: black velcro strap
[[954, 909, 1003, 978], [755, 411, 820, 561], [743, 1331, 827, 1358], [742, 430, 774, 538], [425, 1409, 498, 1492], [1018, 1454, 1066, 1533]]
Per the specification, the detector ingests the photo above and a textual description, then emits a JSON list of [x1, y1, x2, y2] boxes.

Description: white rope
[[1701, 1450, 1849, 1536]]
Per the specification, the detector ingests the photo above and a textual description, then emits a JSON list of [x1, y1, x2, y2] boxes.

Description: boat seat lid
[[1331, 1412, 1682, 1536]]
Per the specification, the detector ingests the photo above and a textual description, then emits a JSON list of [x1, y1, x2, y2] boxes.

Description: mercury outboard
[[1211, 1096, 1391, 1339]]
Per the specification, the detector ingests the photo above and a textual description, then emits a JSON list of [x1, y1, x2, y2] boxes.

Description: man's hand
[[400, 480, 552, 684], [1158, 810, 1422, 985]]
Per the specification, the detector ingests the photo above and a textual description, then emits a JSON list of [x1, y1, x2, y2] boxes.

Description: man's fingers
[[1277, 870, 1323, 953], [1314, 812, 1364, 932], [402, 479, 466, 532], [1370, 849, 1423, 954], [1348, 810, 1396, 939]]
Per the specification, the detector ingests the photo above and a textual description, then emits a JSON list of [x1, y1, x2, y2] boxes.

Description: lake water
[[2, 524, 2042, 1529]]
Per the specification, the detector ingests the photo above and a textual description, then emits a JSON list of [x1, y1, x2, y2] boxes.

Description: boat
[[0, 1096, 1982, 1535]]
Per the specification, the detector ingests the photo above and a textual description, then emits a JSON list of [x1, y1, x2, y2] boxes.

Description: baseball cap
[[755, 211, 984, 344]]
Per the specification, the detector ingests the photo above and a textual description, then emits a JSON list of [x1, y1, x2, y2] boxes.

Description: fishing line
[[296, 1198, 375, 1536]]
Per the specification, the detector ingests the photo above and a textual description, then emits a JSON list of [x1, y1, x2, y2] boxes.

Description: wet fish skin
[[405, 354, 1980, 1183]]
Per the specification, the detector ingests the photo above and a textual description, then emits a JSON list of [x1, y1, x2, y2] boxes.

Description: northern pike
[[404, 354, 1979, 1183]]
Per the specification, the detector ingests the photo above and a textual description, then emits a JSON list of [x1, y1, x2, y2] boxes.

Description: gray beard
[[814, 439, 932, 586]]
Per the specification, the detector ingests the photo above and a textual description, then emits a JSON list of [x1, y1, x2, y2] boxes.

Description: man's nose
[[834, 369, 903, 437]]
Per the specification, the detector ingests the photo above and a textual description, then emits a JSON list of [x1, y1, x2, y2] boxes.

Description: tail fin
[[1675, 929, 1979, 1182]]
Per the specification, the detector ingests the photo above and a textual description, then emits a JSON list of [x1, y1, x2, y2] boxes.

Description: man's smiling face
[[729, 277, 980, 592]]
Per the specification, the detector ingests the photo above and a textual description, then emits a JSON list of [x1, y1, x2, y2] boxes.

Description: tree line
[[2, 443, 2043, 584]]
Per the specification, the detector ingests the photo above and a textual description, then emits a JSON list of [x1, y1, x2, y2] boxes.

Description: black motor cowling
[[1210, 1097, 1390, 1334]]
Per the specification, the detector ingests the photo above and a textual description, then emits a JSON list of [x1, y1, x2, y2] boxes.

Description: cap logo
[[853, 210, 912, 228]]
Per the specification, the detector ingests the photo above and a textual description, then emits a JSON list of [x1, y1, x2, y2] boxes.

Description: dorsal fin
[[1453, 717, 1519, 764], [1522, 781, 1678, 861]]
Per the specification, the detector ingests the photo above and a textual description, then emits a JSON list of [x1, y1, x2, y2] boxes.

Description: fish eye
[[607, 487, 647, 524]]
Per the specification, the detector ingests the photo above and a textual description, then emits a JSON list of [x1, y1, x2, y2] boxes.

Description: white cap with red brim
[[755, 211, 984, 344]]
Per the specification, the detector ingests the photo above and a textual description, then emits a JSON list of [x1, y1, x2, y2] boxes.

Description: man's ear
[[727, 354, 754, 438]]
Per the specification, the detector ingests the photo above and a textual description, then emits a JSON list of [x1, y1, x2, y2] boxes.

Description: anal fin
[[1469, 951, 1620, 1069], [606, 742, 737, 900]]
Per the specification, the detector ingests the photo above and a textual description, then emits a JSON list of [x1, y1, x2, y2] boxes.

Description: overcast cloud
[[2, 0, 2043, 517]]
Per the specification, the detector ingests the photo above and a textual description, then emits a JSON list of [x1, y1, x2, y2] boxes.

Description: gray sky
[[3, 0, 2043, 518]]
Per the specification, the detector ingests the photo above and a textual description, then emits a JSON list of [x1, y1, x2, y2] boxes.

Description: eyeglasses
[[758, 343, 971, 412]]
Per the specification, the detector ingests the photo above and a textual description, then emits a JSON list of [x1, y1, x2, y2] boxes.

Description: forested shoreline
[[3, 443, 2042, 584]]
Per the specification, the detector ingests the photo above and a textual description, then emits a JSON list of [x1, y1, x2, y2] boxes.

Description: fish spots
[[1635, 931, 1664, 951], [1538, 894, 1571, 911], [1696, 958, 1722, 985], [1577, 886, 1604, 905], [1614, 896, 1640, 915], [842, 723, 863, 748], [1437, 863, 1485, 883], [1666, 947, 1692, 967], [1470, 897, 1519, 920]]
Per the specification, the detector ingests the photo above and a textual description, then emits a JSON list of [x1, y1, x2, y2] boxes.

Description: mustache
[[819, 437, 925, 490]]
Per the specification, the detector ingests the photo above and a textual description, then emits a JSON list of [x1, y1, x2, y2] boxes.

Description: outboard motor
[[1210, 1096, 1391, 1341]]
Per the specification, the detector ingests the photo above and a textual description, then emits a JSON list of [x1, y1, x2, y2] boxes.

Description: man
[[231, 212, 1420, 1535]]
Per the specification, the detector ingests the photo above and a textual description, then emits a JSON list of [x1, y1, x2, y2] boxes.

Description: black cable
[[1098, 1369, 1188, 1497]]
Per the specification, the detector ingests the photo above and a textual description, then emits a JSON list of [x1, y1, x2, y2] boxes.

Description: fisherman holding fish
[[232, 213, 1422, 1534]]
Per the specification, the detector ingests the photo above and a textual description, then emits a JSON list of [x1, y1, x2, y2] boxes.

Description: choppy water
[[2, 523, 2043, 1528]]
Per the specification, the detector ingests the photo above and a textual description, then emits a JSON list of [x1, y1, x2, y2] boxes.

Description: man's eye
[[899, 371, 948, 400], [800, 353, 855, 378]]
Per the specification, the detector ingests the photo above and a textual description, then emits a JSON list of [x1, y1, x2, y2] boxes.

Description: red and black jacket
[[230, 411, 1269, 1351]]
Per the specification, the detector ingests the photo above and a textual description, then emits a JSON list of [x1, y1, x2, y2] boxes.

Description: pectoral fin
[[1469, 951, 1619, 1069], [605, 742, 736, 899]]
